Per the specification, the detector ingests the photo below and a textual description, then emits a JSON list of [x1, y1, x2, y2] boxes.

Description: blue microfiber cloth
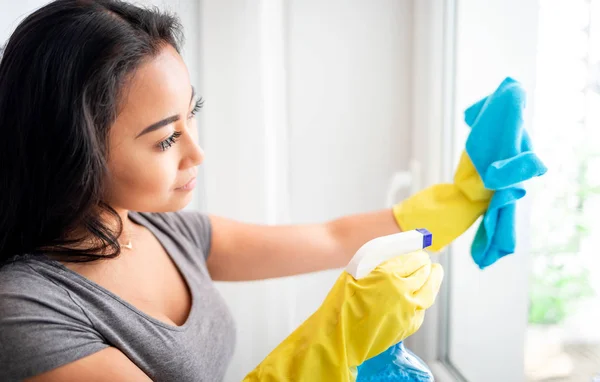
[[464, 77, 547, 269]]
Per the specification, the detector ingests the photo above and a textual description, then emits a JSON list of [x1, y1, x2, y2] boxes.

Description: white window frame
[[406, 1, 540, 381], [403, 0, 462, 379]]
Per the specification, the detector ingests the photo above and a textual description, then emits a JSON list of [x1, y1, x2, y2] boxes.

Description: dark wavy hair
[[0, 0, 184, 267]]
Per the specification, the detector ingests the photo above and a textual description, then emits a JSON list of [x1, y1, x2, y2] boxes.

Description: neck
[[112, 208, 136, 246], [48, 208, 136, 260]]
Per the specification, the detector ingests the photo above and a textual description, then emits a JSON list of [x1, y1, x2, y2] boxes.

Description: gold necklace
[[120, 229, 133, 250], [120, 240, 133, 250]]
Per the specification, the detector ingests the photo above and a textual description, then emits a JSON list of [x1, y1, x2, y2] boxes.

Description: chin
[[166, 190, 195, 211], [132, 191, 195, 213]]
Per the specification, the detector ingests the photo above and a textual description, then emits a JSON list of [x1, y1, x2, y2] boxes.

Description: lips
[[176, 169, 198, 190], [176, 176, 197, 191]]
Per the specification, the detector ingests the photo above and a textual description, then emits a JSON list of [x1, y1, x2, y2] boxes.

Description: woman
[[0, 1, 482, 381]]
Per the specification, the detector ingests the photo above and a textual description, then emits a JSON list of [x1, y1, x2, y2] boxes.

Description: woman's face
[[104, 44, 204, 213]]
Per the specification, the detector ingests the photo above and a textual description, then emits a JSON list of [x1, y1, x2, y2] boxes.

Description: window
[[527, 1, 600, 380], [411, 1, 600, 381]]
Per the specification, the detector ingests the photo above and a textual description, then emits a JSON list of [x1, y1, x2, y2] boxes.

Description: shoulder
[[0, 257, 92, 324], [0, 257, 65, 298], [0, 258, 107, 380]]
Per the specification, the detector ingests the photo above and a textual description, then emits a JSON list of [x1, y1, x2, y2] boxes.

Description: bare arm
[[206, 209, 400, 281], [26, 348, 152, 382]]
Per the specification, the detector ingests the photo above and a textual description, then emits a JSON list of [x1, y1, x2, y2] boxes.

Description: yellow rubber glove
[[393, 151, 493, 252], [243, 251, 443, 382]]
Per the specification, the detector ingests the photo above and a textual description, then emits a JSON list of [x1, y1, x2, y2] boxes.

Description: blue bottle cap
[[415, 228, 433, 249]]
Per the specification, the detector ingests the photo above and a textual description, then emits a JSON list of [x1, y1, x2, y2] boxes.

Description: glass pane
[[526, 1, 600, 380], [444, 1, 540, 380]]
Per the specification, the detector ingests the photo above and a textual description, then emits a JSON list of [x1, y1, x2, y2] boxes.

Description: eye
[[189, 97, 204, 119], [158, 131, 182, 151]]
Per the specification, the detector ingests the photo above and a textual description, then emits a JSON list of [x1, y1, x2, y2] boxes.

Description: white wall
[[0, 0, 48, 43], [287, 0, 413, 326], [200, 1, 414, 380]]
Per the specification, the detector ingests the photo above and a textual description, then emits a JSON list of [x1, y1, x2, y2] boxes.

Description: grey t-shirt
[[0, 211, 236, 381]]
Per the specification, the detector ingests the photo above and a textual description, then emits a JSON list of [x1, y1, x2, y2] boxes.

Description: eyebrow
[[135, 86, 196, 139]]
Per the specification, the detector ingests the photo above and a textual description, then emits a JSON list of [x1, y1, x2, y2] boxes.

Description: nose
[[179, 125, 205, 170]]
